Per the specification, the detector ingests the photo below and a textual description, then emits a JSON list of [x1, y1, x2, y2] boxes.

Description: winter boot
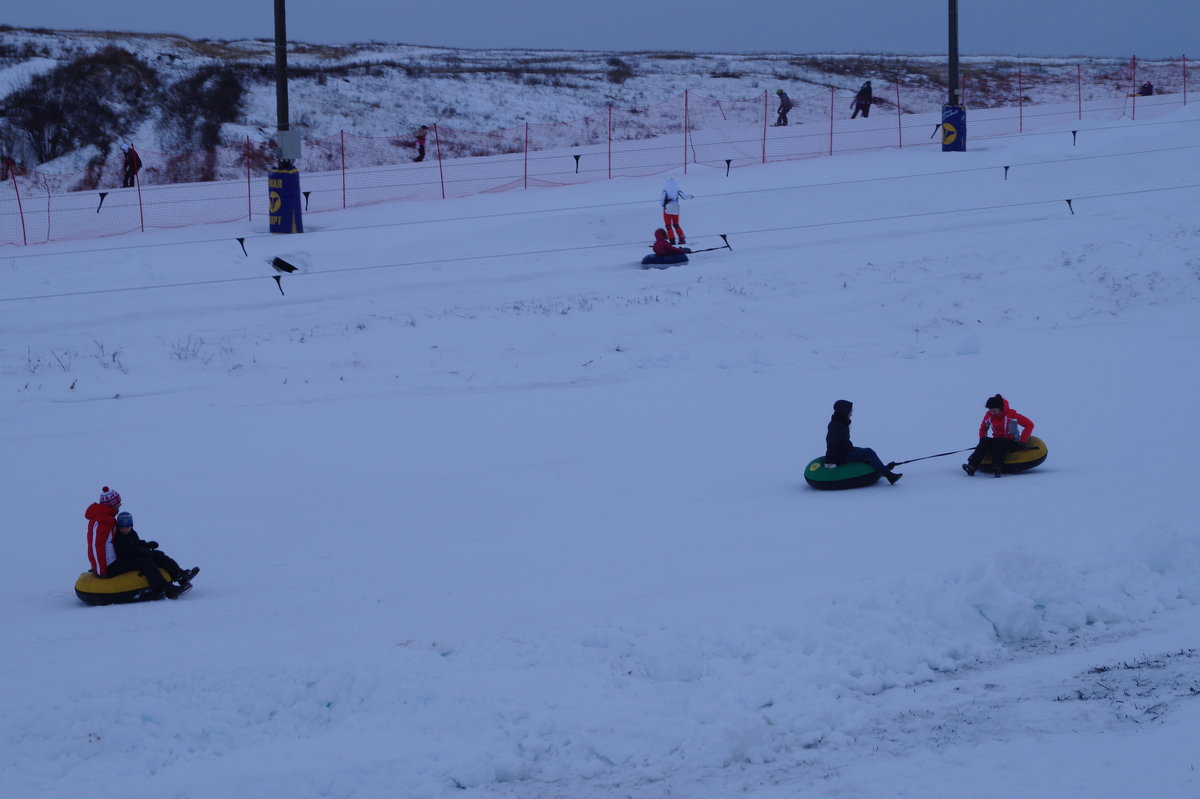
[[667, 238, 676, 246], [177, 567, 200, 587], [678, 236, 686, 245], [165, 583, 192, 600], [962, 463, 976, 476], [884, 471, 903, 485]]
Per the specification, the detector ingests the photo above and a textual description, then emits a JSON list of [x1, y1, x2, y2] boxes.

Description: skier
[[109, 511, 198, 600], [774, 89, 794, 126], [413, 125, 429, 162], [825, 400, 902, 484], [660, 177, 693, 245], [962, 394, 1035, 477], [851, 81, 873, 119], [122, 144, 142, 188]]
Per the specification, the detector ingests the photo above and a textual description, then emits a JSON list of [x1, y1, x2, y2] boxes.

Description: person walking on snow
[[660, 177, 693, 245], [774, 89, 794, 126], [851, 81, 873, 119], [825, 400, 902, 484], [963, 394, 1035, 477]]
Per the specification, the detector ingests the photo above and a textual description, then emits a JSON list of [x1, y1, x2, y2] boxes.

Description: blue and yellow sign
[[941, 105, 966, 152], [268, 167, 303, 233]]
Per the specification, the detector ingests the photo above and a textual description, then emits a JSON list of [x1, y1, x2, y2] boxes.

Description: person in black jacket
[[774, 89, 794, 126], [825, 399, 902, 484], [851, 81, 873, 119], [107, 511, 198, 600]]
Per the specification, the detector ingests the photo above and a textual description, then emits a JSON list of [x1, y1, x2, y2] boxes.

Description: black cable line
[[3, 182, 1196, 305]]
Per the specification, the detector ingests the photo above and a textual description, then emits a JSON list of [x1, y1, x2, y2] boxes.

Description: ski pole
[[687, 234, 733, 254], [889, 447, 974, 467]]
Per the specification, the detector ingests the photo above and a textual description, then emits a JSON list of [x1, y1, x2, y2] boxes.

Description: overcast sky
[[4, 1, 1194, 58]]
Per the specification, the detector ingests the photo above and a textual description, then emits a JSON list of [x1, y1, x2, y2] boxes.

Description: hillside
[[0, 26, 1167, 173], [2, 78, 1198, 797]]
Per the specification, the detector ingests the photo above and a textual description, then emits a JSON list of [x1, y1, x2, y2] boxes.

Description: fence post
[[136, 173, 144, 233], [341, 130, 347, 209], [1131, 55, 1138, 120], [246, 137, 253, 220], [9, 171, 27, 245], [1184, 54, 1189, 105], [524, 123, 529, 189], [1077, 64, 1082, 120], [895, 83, 902, 148], [828, 87, 835, 156], [1018, 70, 1024, 132], [683, 90, 689, 174], [44, 173, 51, 242], [607, 106, 614, 180], [433, 124, 446, 200], [761, 90, 768, 163]]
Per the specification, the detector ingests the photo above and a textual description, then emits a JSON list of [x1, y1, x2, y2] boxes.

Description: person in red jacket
[[85, 486, 123, 576], [963, 394, 1035, 477], [651, 228, 691, 257]]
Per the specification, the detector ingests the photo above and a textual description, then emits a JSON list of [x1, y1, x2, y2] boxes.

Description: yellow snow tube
[[74, 569, 172, 605]]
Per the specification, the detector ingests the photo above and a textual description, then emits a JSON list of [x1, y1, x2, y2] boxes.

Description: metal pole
[[274, 0, 290, 158], [948, 0, 960, 106]]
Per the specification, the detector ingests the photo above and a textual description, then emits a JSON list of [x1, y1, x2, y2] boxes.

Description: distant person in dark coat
[[825, 399, 901, 484], [122, 144, 142, 188], [774, 89, 794, 126], [851, 81, 873, 119], [413, 125, 429, 162], [1137, 81, 1154, 96]]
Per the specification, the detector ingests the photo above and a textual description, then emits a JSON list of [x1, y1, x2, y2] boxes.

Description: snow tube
[[641, 253, 688, 269], [804, 457, 881, 490], [74, 569, 172, 605], [978, 435, 1048, 473]]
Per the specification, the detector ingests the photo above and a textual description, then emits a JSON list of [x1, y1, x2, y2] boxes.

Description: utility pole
[[942, 0, 967, 152], [269, 0, 303, 232]]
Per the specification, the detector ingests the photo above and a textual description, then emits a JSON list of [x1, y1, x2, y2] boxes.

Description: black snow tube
[[641, 254, 689, 269]]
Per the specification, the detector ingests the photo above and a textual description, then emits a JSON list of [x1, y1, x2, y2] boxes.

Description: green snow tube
[[804, 457, 882, 490]]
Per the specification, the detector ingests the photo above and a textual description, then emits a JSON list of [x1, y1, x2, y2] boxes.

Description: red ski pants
[[662, 212, 685, 243]]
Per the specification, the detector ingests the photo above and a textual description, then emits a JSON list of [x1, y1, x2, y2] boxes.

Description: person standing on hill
[[660, 177, 693, 246], [413, 125, 429, 162], [122, 144, 142, 188], [774, 89, 794, 126], [851, 81, 873, 119], [963, 394, 1035, 477]]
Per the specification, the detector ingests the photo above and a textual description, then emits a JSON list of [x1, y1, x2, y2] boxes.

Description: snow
[[1, 97, 1199, 798]]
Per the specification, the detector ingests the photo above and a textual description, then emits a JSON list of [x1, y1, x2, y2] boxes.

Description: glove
[[681, 248, 692, 254], [144, 540, 159, 550]]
